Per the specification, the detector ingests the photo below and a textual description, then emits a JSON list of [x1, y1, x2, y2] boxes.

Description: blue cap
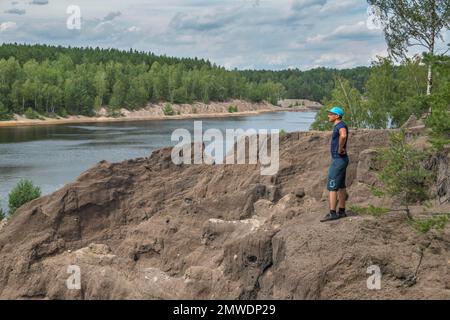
[[329, 106, 345, 117]]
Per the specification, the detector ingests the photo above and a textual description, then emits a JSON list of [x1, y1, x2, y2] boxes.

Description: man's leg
[[338, 188, 347, 210], [322, 158, 349, 222], [322, 162, 340, 222], [337, 188, 348, 217], [329, 190, 338, 212], [321, 190, 339, 222]]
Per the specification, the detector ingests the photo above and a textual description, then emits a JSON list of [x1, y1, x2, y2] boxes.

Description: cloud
[[4, 8, 26, 15], [266, 53, 289, 66], [128, 26, 141, 32], [307, 21, 381, 43], [0, 21, 17, 32], [29, 0, 49, 5], [319, 0, 361, 14], [169, 8, 239, 32], [103, 11, 122, 22], [0, 0, 391, 70], [314, 52, 357, 68], [291, 0, 327, 11]]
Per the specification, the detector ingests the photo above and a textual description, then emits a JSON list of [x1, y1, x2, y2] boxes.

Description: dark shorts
[[327, 156, 349, 191]]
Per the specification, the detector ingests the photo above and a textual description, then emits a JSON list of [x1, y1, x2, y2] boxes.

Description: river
[[0, 111, 316, 210]]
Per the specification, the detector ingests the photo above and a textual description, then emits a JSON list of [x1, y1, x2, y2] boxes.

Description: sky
[[0, 0, 448, 70]]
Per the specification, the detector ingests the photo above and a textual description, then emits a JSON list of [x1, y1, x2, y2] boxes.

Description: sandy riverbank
[[0, 100, 317, 128]]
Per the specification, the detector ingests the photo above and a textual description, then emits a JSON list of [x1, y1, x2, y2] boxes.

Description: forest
[[0, 43, 370, 119], [311, 54, 450, 130], [0, 43, 447, 138]]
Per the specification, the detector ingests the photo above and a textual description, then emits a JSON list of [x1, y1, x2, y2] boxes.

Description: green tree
[[365, 57, 398, 128], [368, 0, 450, 98], [125, 76, 148, 109], [8, 179, 41, 215], [365, 56, 429, 129], [10, 80, 26, 114], [376, 129, 432, 218], [0, 43, 333, 114], [93, 70, 107, 110], [109, 79, 127, 110], [168, 64, 184, 102], [64, 76, 95, 116], [312, 77, 367, 130], [0, 101, 12, 120], [260, 81, 286, 105], [390, 56, 428, 127], [424, 55, 450, 149], [246, 82, 262, 102], [24, 107, 41, 119], [172, 86, 188, 104], [46, 85, 63, 114]]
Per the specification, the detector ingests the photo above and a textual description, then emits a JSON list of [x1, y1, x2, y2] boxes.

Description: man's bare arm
[[338, 127, 347, 155]]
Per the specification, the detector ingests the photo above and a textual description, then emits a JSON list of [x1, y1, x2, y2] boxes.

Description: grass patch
[[42, 112, 59, 119], [0, 102, 13, 121], [58, 108, 69, 118], [349, 205, 390, 217], [24, 107, 44, 120], [228, 105, 238, 113], [107, 108, 124, 118], [409, 214, 450, 233], [163, 103, 175, 116]]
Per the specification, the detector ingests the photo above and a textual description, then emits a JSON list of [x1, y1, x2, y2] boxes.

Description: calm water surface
[[0, 111, 316, 209]]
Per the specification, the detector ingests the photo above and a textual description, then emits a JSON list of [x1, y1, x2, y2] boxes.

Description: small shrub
[[280, 129, 287, 137], [43, 112, 59, 119], [192, 106, 198, 114], [24, 107, 43, 120], [0, 102, 13, 121], [107, 109, 123, 118], [163, 103, 174, 116], [58, 108, 69, 118], [8, 179, 41, 215], [376, 129, 432, 218], [228, 105, 238, 113], [369, 186, 385, 198], [409, 214, 450, 233], [0, 205, 5, 220]]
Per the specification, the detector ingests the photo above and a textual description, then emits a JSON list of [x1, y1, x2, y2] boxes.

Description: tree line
[[311, 55, 449, 131], [0, 43, 375, 120], [312, 0, 449, 141], [240, 66, 371, 102], [311, 0, 449, 156], [0, 44, 288, 119]]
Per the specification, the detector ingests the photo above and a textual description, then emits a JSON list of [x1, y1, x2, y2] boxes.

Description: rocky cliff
[[0, 127, 448, 299]]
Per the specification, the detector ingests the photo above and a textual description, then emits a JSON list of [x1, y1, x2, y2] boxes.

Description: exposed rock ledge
[[0, 128, 448, 299]]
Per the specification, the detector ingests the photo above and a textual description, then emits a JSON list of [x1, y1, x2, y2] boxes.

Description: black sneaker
[[338, 210, 347, 218], [320, 211, 340, 222]]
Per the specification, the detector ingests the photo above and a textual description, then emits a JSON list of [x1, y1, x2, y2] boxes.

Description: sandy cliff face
[[0, 128, 448, 299]]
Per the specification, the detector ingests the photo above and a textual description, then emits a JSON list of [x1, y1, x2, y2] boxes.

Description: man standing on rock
[[321, 106, 349, 222]]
